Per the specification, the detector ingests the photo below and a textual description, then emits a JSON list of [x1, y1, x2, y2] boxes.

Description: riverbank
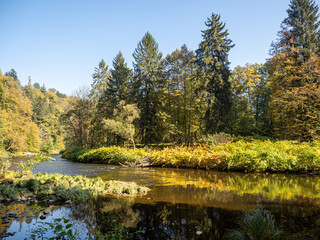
[[0, 171, 149, 204], [0, 149, 62, 159], [62, 140, 320, 174]]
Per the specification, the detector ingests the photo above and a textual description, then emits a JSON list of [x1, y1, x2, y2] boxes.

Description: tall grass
[[224, 209, 284, 240], [62, 140, 320, 174]]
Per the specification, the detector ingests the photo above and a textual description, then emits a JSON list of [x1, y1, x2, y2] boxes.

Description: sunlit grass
[[62, 140, 320, 174]]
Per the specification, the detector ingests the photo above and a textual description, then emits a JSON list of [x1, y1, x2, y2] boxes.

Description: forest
[[0, 0, 320, 155], [2, 0, 320, 239]]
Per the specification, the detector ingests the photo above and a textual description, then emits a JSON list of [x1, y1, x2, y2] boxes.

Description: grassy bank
[[0, 148, 63, 159], [62, 140, 320, 174], [0, 171, 149, 203]]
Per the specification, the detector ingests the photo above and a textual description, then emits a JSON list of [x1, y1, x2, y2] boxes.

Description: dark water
[[2, 155, 320, 239]]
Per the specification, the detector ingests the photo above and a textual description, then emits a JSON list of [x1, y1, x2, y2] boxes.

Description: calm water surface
[[2, 154, 320, 239]]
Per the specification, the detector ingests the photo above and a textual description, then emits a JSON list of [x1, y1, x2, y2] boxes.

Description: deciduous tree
[[162, 45, 202, 144], [103, 101, 140, 149], [269, 43, 320, 141]]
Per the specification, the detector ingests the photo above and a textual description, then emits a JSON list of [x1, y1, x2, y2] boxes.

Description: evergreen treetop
[[132, 32, 163, 144], [272, 0, 320, 58]]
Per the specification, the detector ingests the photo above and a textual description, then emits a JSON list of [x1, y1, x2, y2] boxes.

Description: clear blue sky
[[1, 0, 314, 95]]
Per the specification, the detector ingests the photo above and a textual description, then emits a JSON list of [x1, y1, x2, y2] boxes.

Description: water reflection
[[101, 167, 320, 203], [1, 196, 320, 239], [11, 155, 320, 203], [4, 155, 320, 239]]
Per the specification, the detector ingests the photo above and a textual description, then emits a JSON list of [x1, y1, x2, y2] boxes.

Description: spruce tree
[[132, 32, 163, 144], [273, 0, 320, 58], [90, 59, 110, 102], [4, 69, 19, 84], [196, 13, 234, 134], [103, 52, 132, 108]]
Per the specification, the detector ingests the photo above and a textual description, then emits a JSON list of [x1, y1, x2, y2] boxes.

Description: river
[[1, 154, 320, 239]]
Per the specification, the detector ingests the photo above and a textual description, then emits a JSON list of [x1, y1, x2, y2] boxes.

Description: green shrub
[[0, 184, 25, 199], [25, 179, 40, 192], [217, 140, 320, 173], [79, 147, 136, 164], [61, 147, 87, 161]]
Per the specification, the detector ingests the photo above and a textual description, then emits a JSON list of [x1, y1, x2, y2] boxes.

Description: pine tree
[[132, 32, 163, 144], [196, 13, 234, 134], [272, 0, 320, 58]]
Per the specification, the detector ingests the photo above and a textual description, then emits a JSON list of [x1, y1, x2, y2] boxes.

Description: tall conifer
[[132, 32, 163, 144], [103, 52, 132, 108], [90, 59, 110, 102], [272, 0, 320, 58], [196, 13, 234, 134]]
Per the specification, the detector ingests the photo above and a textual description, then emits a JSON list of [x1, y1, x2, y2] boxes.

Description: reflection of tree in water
[[67, 199, 100, 237], [132, 203, 238, 240], [151, 169, 320, 202], [0, 203, 70, 238], [91, 197, 320, 239], [89, 197, 237, 239], [97, 197, 139, 229], [264, 202, 320, 239], [2, 196, 320, 239]]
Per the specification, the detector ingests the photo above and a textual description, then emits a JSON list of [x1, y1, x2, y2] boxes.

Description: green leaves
[[17, 153, 53, 175], [26, 218, 81, 240]]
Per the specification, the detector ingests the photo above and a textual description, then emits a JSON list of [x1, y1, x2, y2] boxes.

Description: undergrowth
[[62, 140, 320, 174]]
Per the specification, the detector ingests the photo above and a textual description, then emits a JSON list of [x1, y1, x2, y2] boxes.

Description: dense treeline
[[1, 0, 320, 152], [63, 0, 320, 149], [0, 71, 70, 153]]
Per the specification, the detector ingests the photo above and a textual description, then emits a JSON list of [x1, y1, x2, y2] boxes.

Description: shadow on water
[[2, 154, 320, 239]]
